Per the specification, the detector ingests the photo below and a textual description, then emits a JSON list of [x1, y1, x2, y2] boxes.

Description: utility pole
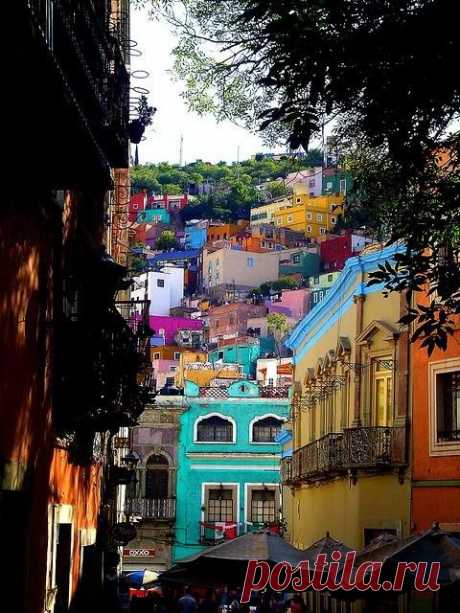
[[179, 134, 184, 167], [236, 145, 240, 180]]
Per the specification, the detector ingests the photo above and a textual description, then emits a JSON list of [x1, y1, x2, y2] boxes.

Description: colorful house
[[284, 167, 323, 196], [147, 193, 189, 212], [320, 232, 372, 272], [147, 250, 202, 294], [202, 248, 279, 300], [208, 303, 267, 343], [124, 396, 186, 573], [278, 249, 320, 279], [207, 220, 249, 245], [173, 380, 291, 561], [410, 289, 460, 532], [308, 271, 342, 309], [137, 207, 171, 225], [250, 196, 292, 227], [209, 337, 261, 377], [148, 316, 204, 346], [283, 243, 411, 550], [184, 221, 208, 250], [321, 167, 352, 196], [273, 190, 344, 238]]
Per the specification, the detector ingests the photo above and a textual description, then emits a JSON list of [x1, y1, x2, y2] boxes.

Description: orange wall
[[411, 329, 460, 481], [411, 303, 460, 531], [412, 487, 460, 532], [1, 196, 104, 613]]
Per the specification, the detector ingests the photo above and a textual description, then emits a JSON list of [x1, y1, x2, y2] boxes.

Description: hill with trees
[[131, 152, 322, 221]]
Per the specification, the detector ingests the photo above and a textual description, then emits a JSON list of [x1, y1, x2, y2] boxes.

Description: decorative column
[[352, 295, 366, 427]]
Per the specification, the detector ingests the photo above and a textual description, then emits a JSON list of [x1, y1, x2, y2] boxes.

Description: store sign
[[123, 548, 156, 558]]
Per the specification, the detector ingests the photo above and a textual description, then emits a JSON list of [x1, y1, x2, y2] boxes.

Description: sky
[[130, 8, 276, 165]]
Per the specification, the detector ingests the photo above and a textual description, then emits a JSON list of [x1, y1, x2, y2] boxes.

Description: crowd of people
[[121, 584, 308, 613]]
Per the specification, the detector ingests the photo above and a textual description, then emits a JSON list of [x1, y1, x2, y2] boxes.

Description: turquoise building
[[137, 207, 171, 224], [173, 379, 291, 561], [208, 339, 260, 377], [278, 250, 320, 279]]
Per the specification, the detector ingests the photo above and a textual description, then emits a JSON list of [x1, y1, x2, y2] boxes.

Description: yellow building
[[282, 243, 411, 551], [175, 350, 208, 387], [180, 362, 244, 388], [250, 196, 291, 227], [273, 189, 344, 238]]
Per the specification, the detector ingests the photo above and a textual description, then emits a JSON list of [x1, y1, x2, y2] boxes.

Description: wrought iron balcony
[[292, 433, 345, 482], [288, 426, 406, 484], [260, 385, 291, 399], [343, 426, 406, 469], [23, 0, 129, 167], [125, 498, 176, 520]]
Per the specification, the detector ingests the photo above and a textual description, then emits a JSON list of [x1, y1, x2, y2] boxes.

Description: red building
[[129, 191, 147, 222], [320, 232, 371, 271]]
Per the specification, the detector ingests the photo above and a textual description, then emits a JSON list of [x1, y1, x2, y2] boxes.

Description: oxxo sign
[[123, 548, 155, 558]]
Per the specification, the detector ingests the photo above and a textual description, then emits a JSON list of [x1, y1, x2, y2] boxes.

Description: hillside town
[[2, 2, 459, 613]]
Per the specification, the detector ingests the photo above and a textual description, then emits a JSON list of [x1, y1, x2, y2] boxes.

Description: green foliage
[[141, 0, 460, 351], [267, 312, 290, 357], [258, 277, 299, 297], [155, 230, 178, 251], [131, 156, 320, 222]]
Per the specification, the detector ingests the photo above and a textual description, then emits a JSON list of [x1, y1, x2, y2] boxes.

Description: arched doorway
[[145, 454, 169, 499]]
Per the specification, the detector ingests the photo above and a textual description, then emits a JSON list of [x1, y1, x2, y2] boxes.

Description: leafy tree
[[267, 313, 290, 357], [155, 230, 178, 251], [160, 183, 182, 195], [259, 277, 298, 297], [139, 0, 460, 352]]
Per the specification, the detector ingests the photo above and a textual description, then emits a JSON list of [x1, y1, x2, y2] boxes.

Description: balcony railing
[[26, 0, 129, 166], [260, 386, 291, 398], [217, 336, 260, 348], [343, 426, 406, 469], [198, 385, 290, 399], [125, 498, 176, 520], [288, 426, 406, 483]]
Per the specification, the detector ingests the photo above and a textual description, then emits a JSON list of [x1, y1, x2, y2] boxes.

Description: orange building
[[207, 220, 249, 244], [411, 296, 460, 532]]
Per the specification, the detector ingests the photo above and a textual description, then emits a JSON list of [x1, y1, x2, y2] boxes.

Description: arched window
[[145, 454, 169, 499], [252, 417, 284, 443], [197, 416, 233, 442]]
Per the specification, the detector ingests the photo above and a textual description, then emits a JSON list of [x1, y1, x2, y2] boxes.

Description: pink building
[[152, 358, 179, 389], [149, 315, 203, 345], [272, 288, 311, 320]]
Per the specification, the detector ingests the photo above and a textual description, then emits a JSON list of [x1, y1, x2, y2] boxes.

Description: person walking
[[178, 586, 198, 613]]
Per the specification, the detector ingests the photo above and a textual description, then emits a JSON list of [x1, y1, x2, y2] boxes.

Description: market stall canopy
[[375, 526, 460, 586], [180, 531, 306, 564], [302, 532, 352, 564], [160, 531, 305, 587]]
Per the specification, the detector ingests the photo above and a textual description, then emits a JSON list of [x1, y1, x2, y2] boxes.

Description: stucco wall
[[174, 396, 290, 561]]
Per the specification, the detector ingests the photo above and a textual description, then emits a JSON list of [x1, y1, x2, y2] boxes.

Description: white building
[[132, 266, 185, 316], [285, 167, 323, 196]]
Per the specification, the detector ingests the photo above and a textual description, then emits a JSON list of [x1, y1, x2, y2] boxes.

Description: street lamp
[[120, 451, 139, 470]]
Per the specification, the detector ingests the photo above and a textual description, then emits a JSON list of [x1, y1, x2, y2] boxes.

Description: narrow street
[[1, 2, 459, 613]]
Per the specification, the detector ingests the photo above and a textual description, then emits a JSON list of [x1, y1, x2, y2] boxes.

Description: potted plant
[[128, 95, 156, 144]]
